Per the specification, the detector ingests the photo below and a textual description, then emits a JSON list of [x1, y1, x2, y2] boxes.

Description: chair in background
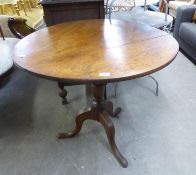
[[169, 0, 196, 18], [29, 0, 40, 8], [105, 0, 135, 16], [0, 0, 30, 16], [8, 17, 35, 38], [23, 0, 32, 11], [0, 0, 20, 16], [173, 5, 196, 62], [0, 0, 38, 16], [0, 15, 34, 83], [17, 0, 27, 16]]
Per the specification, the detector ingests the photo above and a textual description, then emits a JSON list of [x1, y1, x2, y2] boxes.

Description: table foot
[[104, 101, 121, 118], [99, 112, 128, 168], [58, 84, 128, 168]]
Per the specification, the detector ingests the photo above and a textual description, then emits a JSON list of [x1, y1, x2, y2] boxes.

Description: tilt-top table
[[14, 19, 179, 168]]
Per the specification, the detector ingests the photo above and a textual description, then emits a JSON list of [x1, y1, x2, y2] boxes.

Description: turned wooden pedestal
[[58, 84, 128, 167]]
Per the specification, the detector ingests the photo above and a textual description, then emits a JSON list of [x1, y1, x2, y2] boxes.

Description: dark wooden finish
[[41, 0, 105, 26], [41, 0, 105, 102], [58, 82, 69, 104], [58, 83, 127, 167], [14, 20, 179, 84], [13, 19, 179, 167], [8, 18, 35, 39]]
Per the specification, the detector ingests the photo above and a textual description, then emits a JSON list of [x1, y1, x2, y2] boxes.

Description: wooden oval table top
[[14, 19, 179, 84]]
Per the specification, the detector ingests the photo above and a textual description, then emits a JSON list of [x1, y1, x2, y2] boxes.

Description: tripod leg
[[99, 112, 128, 168], [58, 109, 96, 139]]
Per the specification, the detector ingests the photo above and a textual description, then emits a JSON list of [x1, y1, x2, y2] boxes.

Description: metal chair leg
[[105, 0, 109, 14], [148, 75, 159, 96], [104, 85, 107, 100], [114, 83, 118, 97], [105, 76, 159, 99], [104, 83, 118, 100], [109, 0, 116, 20]]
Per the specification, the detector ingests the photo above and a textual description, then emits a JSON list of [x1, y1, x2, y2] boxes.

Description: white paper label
[[20, 55, 25, 58], [99, 72, 110, 76]]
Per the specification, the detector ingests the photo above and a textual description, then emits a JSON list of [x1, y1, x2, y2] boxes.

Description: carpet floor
[[0, 51, 196, 175]]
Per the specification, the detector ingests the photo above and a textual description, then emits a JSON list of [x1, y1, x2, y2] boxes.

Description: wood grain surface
[[14, 19, 179, 84]]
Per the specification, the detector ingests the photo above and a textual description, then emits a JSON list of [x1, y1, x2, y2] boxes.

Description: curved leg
[[58, 109, 96, 139], [58, 82, 69, 105], [99, 112, 128, 168], [58, 83, 127, 167], [104, 101, 121, 118]]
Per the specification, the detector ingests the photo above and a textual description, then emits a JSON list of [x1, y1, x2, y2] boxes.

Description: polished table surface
[[14, 19, 178, 84], [14, 19, 179, 168]]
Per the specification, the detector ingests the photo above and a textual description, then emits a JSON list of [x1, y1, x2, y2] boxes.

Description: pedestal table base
[[58, 83, 128, 168]]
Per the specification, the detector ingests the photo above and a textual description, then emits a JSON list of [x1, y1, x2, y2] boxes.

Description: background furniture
[[0, 37, 19, 82], [105, 0, 135, 14], [148, 0, 169, 14], [173, 5, 196, 62], [106, 7, 173, 31], [41, 0, 105, 26], [0, 15, 34, 83], [148, 0, 163, 11], [0, 0, 20, 15], [8, 17, 35, 38], [0, 0, 44, 30], [169, 0, 196, 18], [0, 15, 35, 38], [0, 0, 40, 15], [0, 0, 30, 16]]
